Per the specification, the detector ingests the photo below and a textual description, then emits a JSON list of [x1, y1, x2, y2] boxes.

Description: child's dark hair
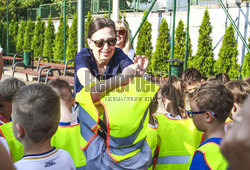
[[161, 76, 185, 116], [12, 84, 60, 142], [48, 78, 72, 102], [225, 80, 250, 106], [192, 81, 234, 122], [215, 73, 230, 84], [0, 78, 26, 102], [181, 68, 203, 85]]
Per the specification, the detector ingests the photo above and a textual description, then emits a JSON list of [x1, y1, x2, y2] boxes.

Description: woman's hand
[[133, 55, 149, 75]]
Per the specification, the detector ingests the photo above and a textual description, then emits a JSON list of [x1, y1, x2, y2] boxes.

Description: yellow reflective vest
[[76, 77, 159, 162], [191, 142, 228, 169], [0, 122, 86, 169], [155, 114, 203, 170]]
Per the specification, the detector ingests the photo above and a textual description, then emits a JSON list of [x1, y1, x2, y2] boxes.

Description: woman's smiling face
[[88, 27, 116, 65]]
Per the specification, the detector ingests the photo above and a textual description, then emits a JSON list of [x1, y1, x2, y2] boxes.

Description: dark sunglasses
[[187, 110, 218, 118], [91, 38, 117, 48], [116, 30, 125, 35]]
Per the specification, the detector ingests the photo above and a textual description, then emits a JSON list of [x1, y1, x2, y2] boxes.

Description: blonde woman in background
[[115, 20, 135, 60]]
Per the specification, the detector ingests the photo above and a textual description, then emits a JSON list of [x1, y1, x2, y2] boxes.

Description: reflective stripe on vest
[[195, 142, 228, 169], [157, 155, 191, 164], [155, 114, 203, 170], [108, 107, 148, 148]]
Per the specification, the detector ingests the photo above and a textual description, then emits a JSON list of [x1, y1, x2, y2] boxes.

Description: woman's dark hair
[[88, 18, 116, 39]]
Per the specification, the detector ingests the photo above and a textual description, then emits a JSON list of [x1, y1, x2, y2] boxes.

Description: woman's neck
[[97, 62, 107, 74]]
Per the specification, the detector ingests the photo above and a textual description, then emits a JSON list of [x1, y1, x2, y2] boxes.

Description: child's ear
[[205, 112, 213, 122], [16, 123, 25, 139]]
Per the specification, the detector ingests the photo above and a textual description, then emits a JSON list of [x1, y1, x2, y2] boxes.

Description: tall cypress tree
[[123, 11, 128, 25], [1, 21, 7, 53], [66, 14, 77, 61], [9, 19, 18, 53], [16, 20, 26, 53], [215, 24, 239, 79], [136, 11, 153, 60], [119, 10, 122, 20], [84, 12, 94, 48], [31, 17, 46, 58], [43, 15, 55, 59], [150, 18, 170, 76], [0, 21, 2, 48], [54, 15, 69, 62], [242, 36, 250, 78], [192, 10, 214, 77], [23, 20, 35, 51], [174, 20, 186, 62]]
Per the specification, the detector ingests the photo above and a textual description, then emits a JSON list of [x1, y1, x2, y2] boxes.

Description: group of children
[[0, 67, 249, 170]]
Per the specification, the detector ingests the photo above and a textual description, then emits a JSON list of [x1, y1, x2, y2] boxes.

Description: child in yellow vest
[[12, 84, 75, 170], [155, 76, 202, 170], [189, 81, 234, 169]]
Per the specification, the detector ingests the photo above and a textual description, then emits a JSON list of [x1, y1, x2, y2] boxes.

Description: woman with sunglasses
[[74, 18, 137, 95], [115, 21, 135, 60]]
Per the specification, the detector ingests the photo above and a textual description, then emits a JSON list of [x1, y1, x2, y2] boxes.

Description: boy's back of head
[[225, 80, 250, 106], [192, 81, 234, 122], [0, 78, 26, 102], [0, 78, 26, 121], [12, 84, 60, 143]]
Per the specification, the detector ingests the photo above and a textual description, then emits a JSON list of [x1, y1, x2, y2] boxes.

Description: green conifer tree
[[241, 36, 250, 78], [9, 19, 18, 53], [31, 17, 46, 58], [23, 20, 35, 51], [16, 20, 26, 53], [54, 15, 69, 62], [66, 14, 77, 61], [136, 11, 153, 60], [123, 11, 128, 25], [192, 10, 215, 77], [1, 21, 7, 53], [174, 20, 185, 62], [84, 12, 94, 48], [0, 21, 2, 47], [119, 10, 122, 20], [214, 24, 239, 79], [150, 18, 170, 76], [43, 15, 55, 59]]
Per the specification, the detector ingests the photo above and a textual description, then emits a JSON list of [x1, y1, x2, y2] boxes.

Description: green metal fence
[[24, 0, 227, 20]]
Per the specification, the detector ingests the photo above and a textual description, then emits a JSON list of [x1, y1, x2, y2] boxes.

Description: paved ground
[[2, 65, 36, 84]]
